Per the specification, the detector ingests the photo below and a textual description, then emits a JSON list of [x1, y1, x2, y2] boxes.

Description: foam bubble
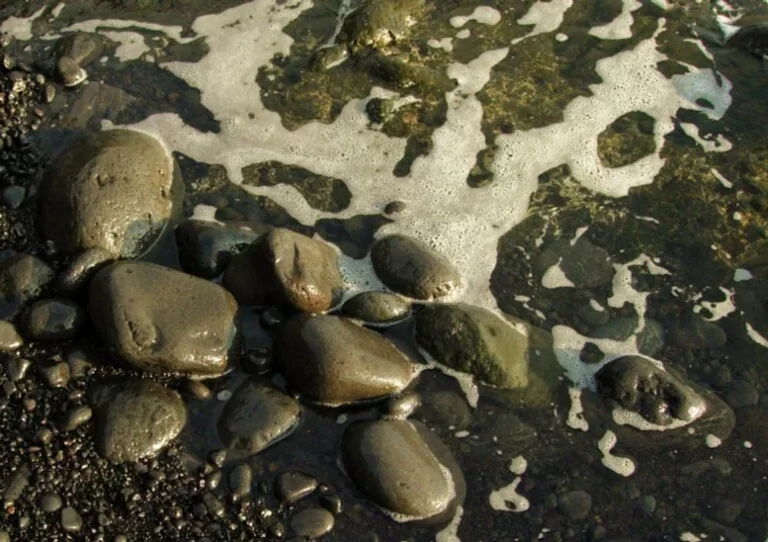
[[512, 0, 574, 45], [450, 6, 502, 28], [435, 505, 464, 542], [489, 475, 529, 513], [598, 430, 636, 477], [746, 323, 768, 348], [588, 0, 642, 41], [542, 258, 575, 289], [0, 6, 46, 41], [734, 269, 753, 282], [100, 31, 150, 61]]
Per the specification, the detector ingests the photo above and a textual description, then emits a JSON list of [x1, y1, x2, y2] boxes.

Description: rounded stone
[[371, 235, 461, 300], [38, 361, 71, 389], [558, 490, 592, 521], [39, 129, 177, 259], [60, 506, 83, 533], [0, 254, 55, 319], [175, 219, 260, 279], [228, 464, 253, 499], [723, 379, 759, 410], [274, 314, 414, 406], [382, 392, 421, 419], [275, 471, 318, 504], [40, 492, 63, 513], [341, 291, 411, 326], [57, 248, 114, 296], [20, 299, 85, 342], [60, 405, 93, 432], [90, 379, 187, 462], [0, 321, 23, 352], [669, 315, 727, 350], [56, 56, 87, 87], [289, 507, 335, 539]]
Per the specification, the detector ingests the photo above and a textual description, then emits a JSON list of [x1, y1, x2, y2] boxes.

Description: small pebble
[[228, 464, 253, 499], [60, 506, 83, 533], [38, 361, 70, 389], [0, 321, 22, 352], [40, 492, 63, 513], [36, 427, 53, 445], [241, 348, 273, 374], [259, 307, 284, 330], [208, 449, 227, 468], [289, 507, 335, 539], [5, 358, 31, 381], [319, 494, 343, 515], [1, 185, 25, 210], [182, 379, 212, 401], [275, 471, 319, 504], [60, 406, 92, 432], [56, 56, 87, 87], [67, 349, 94, 379], [267, 521, 285, 539]]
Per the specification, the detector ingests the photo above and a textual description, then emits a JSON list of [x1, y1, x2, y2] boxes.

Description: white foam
[[588, 0, 642, 41], [542, 258, 575, 289], [589, 299, 605, 312], [435, 505, 463, 542], [680, 122, 733, 153], [650, 0, 670, 10], [190, 204, 222, 223], [555, 33, 569, 42], [734, 269, 753, 282], [510, 455, 528, 475], [62, 17, 193, 44], [706, 434, 722, 448], [598, 430, 636, 477], [455, 29, 471, 39], [489, 473, 530, 513], [680, 534, 701, 542], [51, 3, 66, 18], [512, 0, 574, 45], [711, 168, 733, 188], [693, 287, 736, 321], [0, 6, 46, 41], [428, 38, 454, 52], [746, 323, 768, 349], [612, 403, 704, 431], [450, 7, 502, 28], [101, 31, 150, 61]]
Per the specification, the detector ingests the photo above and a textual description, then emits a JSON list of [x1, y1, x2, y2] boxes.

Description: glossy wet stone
[[0, 321, 22, 351], [56, 56, 87, 87], [414, 390, 472, 430], [382, 391, 421, 419], [20, 298, 85, 342], [40, 492, 62, 513], [342, 419, 457, 520], [533, 237, 614, 289], [88, 262, 239, 376], [223, 228, 343, 312], [175, 219, 262, 279], [341, 291, 411, 326], [274, 315, 414, 406], [60, 405, 93, 432], [289, 506, 335, 538], [38, 129, 177, 259], [414, 303, 530, 389], [5, 358, 31, 381], [371, 235, 460, 301], [57, 247, 114, 296], [228, 464, 253, 499], [217, 378, 301, 458], [275, 471, 318, 504], [38, 361, 70, 389], [90, 379, 187, 462], [0, 253, 55, 319]]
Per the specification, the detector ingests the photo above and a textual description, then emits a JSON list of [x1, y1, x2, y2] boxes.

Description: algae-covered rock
[[341, 0, 425, 52]]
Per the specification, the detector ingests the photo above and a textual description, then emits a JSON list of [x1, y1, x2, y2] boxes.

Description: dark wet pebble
[[60, 405, 93, 432], [722, 379, 759, 409], [38, 361, 71, 389], [202, 493, 225, 518], [669, 314, 727, 350], [275, 471, 318, 504], [590, 317, 664, 357], [309, 43, 349, 71], [342, 419, 457, 520], [90, 379, 187, 462], [223, 228, 344, 313], [415, 391, 472, 430], [57, 247, 114, 296], [88, 262, 239, 376], [56, 56, 87, 87], [217, 378, 301, 457], [20, 298, 85, 342], [706, 498, 743, 524], [175, 219, 261, 279], [267, 520, 286, 538], [208, 449, 227, 468], [67, 348, 94, 379], [558, 490, 592, 521], [0, 321, 23, 351], [35, 428, 53, 445], [228, 464, 253, 499], [241, 348, 273, 374], [275, 314, 414, 406], [382, 391, 421, 419], [0, 253, 55, 319], [575, 301, 610, 327], [182, 379, 212, 401], [39, 130, 176, 258], [5, 357, 31, 381], [289, 507, 335, 539], [259, 307, 284, 330], [341, 291, 411, 326], [40, 492, 63, 513], [319, 494, 343, 515], [414, 303, 530, 389], [637, 495, 656, 516], [533, 237, 614, 289], [371, 235, 460, 300], [727, 23, 768, 58], [61, 506, 83, 533], [3, 463, 30, 503], [1, 185, 25, 209]]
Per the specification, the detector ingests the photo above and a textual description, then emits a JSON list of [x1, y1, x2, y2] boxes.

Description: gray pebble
[[558, 490, 592, 521], [38, 361, 70, 389], [5, 358, 31, 381], [289, 507, 335, 539], [182, 380, 212, 401], [21, 299, 85, 342], [60, 506, 83, 533], [40, 492, 63, 513], [275, 471, 318, 504], [61, 405, 92, 432], [723, 379, 759, 410], [0, 321, 22, 352], [383, 392, 421, 419]]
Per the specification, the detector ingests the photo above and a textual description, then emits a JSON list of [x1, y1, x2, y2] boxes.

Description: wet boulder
[[217, 379, 301, 457], [223, 228, 343, 313], [88, 262, 239, 377], [175, 219, 263, 279], [341, 0, 425, 51], [341, 291, 411, 326], [0, 254, 55, 320], [38, 129, 178, 259], [341, 419, 459, 520], [727, 23, 768, 59], [533, 237, 614, 289], [414, 303, 529, 389], [90, 379, 187, 462], [371, 235, 461, 301], [274, 315, 414, 406]]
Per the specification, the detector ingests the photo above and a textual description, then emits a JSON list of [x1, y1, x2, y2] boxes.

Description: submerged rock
[[20, 299, 85, 342], [341, 0, 425, 51], [590, 317, 665, 357], [223, 228, 343, 312], [727, 23, 768, 59], [669, 314, 727, 350], [341, 419, 456, 520], [533, 237, 614, 289], [371, 235, 461, 300], [274, 315, 414, 406], [341, 291, 411, 326], [90, 379, 187, 462], [88, 262, 239, 376], [414, 303, 529, 389], [0, 254, 55, 320], [38, 129, 177, 259], [175, 219, 262, 279], [217, 379, 301, 457]]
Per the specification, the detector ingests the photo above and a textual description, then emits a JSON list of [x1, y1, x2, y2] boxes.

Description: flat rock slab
[[88, 261, 239, 376], [38, 129, 176, 259], [371, 235, 460, 301], [90, 379, 187, 462], [223, 228, 343, 313], [275, 314, 414, 406]]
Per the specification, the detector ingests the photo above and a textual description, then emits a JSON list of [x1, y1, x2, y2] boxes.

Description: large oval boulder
[[38, 129, 177, 259], [274, 315, 414, 406], [414, 303, 530, 389], [88, 262, 239, 376], [223, 228, 343, 313]]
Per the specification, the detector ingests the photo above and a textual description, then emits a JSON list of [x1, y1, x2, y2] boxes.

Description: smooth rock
[[223, 228, 343, 312], [341, 419, 456, 520], [289, 507, 335, 539], [590, 317, 665, 357], [217, 378, 301, 457], [57, 248, 114, 296], [275, 471, 318, 504], [38, 361, 70, 389], [722, 379, 759, 410], [228, 464, 253, 499], [1, 185, 25, 209], [0, 254, 55, 319], [533, 237, 614, 289], [274, 315, 414, 406], [371, 235, 460, 300], [669, 314, 727, 350], [90, 379, 187, 462], [415, 391, 472, 430], [60, 506, 83, 533], [60, 405, 93, 432], [5, 358, 31, 381], [320, 494, 343, 515], [56, 56, 87, 87], [40, 492, 63, 513], [341, 291, 411, 326], [20, 299, 85, 342], [175, 219, 262, 279], [558, 490, 592, 521], [414, 303, 529, 389], [88, 262, 239, 376], [39, 129, 176, 259], [383, 392, 421, 419], [0, 321, 22, 351]]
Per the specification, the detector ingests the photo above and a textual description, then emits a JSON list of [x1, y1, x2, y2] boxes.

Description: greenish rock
[[575, 301, 610, 327], [53, 33, 103, 68], [20, 299, 85, 342], [38, 129, 178, 259], [0, 253, 55, 320], [597, 111, 656, 168], [590, 316, 665, 357], [533, 237, 614, 289], [341, 291, 411, 326], [90, 379, 187, 462], [414, 303, 529, 389], [558, 490, 592, 521], [274, 314, 414, 406], [217, 378, 301, 458]]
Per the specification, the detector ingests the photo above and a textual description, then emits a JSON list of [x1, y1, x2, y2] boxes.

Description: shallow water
[[2, 0, 768, 540]]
